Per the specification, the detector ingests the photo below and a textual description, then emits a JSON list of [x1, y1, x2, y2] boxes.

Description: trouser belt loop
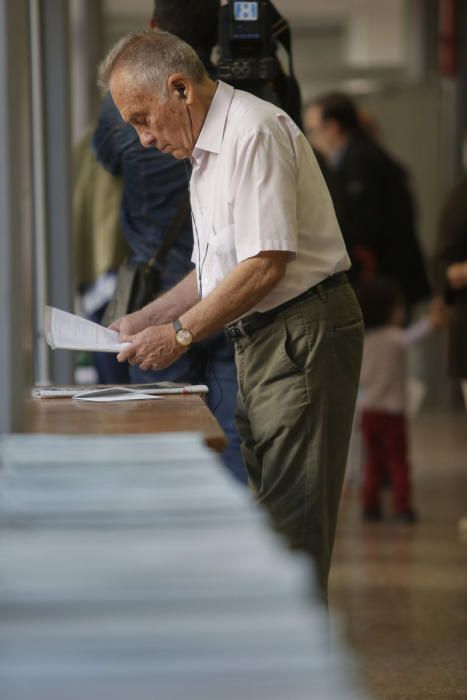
[[316, 282, 328, 302], [237, 319, 247, 337]]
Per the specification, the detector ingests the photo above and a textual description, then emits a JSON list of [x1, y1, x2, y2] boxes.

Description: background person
[[93, 0, 246, 483], [304, 92, 431, 309], [98, 29, 364, 600], [446, 257, 467, 407], [433, 173, 467, 409], [72, 123, 131, 385], [358, 277, 445, 523]]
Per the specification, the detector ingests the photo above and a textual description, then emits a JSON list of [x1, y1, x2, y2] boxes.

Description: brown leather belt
[[224, 271, 348, 341]]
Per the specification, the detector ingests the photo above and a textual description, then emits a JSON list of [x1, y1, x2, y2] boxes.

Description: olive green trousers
[[235, 282, 363, 599]]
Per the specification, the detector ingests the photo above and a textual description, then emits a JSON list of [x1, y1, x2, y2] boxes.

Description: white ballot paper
[[44, 306, 131, 353], [72, 387, 163, 402]]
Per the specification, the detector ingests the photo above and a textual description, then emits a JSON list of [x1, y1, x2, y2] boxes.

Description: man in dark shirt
[[93, 0, 246, 484], [305, 92, 431, 309]]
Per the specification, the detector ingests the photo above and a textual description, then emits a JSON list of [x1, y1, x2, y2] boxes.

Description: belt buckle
[[225, 322, 243, 341], [225, 315, 262, 341]]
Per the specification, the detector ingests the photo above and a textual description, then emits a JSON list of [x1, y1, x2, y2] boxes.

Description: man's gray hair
[[98, 29, 206, 100]]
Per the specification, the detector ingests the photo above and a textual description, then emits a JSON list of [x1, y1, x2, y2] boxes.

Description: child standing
[[358, 278, 443, 523]]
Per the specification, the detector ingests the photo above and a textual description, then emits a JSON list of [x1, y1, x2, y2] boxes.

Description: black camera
[[217, 1, 302, 127], [218, 1, 278, 84]]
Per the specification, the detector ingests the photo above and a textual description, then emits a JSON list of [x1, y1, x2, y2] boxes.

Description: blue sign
[[234, 2, 258, 21]]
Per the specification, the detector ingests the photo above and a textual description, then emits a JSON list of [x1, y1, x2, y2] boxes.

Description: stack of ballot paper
[[32, 382, 209, 399], [44, 305, 130, 353], [0, 433, 368, 700]]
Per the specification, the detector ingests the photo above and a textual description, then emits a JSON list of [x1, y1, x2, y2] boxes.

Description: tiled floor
[[330, 412, 467, 700]]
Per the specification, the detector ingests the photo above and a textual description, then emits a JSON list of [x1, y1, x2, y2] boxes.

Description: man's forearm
[[180, 253, 286, 342], [143, 270, 199, 324]]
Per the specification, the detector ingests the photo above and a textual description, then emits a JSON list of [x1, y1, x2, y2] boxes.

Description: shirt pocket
[[210, 224, 238, 279]]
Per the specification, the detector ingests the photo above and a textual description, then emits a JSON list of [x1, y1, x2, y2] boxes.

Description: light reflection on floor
[[330, 412, 467, 700]]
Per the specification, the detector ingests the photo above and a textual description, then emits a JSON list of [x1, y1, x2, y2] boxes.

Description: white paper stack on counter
[[0, 433, 369, 700]]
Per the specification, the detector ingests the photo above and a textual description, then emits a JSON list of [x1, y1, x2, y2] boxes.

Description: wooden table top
[[24, 393, 227, 454]]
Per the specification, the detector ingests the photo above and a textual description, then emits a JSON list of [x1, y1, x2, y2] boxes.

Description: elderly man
[[99, 30, 363, 598]]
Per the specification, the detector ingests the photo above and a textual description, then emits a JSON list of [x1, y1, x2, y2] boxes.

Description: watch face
[[176, 329, 193, 347]]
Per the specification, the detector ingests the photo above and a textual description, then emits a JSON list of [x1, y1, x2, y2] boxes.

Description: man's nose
[[140, 130, 155, 148]]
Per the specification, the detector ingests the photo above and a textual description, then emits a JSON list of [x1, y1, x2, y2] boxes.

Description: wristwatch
[[172, 319, 193, 348]]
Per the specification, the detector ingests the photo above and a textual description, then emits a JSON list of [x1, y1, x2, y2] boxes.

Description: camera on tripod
[[217, 1, 302, 127], [218, 1, 278, 85]]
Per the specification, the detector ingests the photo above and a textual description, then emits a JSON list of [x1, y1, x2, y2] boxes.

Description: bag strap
[[146, 191, 191, 271]]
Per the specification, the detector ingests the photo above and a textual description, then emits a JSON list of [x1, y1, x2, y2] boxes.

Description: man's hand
[[446, 262, 467, 290], [110, 309, 150, 336], [116, 323, 186, 370], [109, 271, 200, 338]]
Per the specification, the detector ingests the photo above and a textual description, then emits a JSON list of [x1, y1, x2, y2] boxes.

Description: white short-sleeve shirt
[[190, 81, 350, 312]]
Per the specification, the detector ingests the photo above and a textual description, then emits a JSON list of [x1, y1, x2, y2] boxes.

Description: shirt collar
[[193, 80, 234, 157]]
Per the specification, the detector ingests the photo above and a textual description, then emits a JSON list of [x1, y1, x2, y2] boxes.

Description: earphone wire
[[183, 131, 221, 412], [183, 138, 208, 299]]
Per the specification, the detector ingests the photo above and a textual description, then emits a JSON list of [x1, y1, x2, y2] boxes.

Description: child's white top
[[360, 318, 432, 414]]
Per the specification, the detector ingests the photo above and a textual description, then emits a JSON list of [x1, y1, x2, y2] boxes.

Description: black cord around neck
[[184, 159, 209, 299]]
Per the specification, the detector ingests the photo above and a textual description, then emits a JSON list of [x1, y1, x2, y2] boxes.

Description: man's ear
[[168, 74, 192, 104]]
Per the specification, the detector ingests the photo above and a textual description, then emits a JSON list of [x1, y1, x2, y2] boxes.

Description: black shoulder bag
[[102, 192, 191, 327]]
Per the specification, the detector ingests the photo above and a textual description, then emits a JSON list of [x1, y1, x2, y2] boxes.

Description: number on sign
[[234, 2, 258, 21]]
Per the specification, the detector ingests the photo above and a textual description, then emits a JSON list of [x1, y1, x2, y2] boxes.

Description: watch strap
[[172, 319, 183, 333]]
